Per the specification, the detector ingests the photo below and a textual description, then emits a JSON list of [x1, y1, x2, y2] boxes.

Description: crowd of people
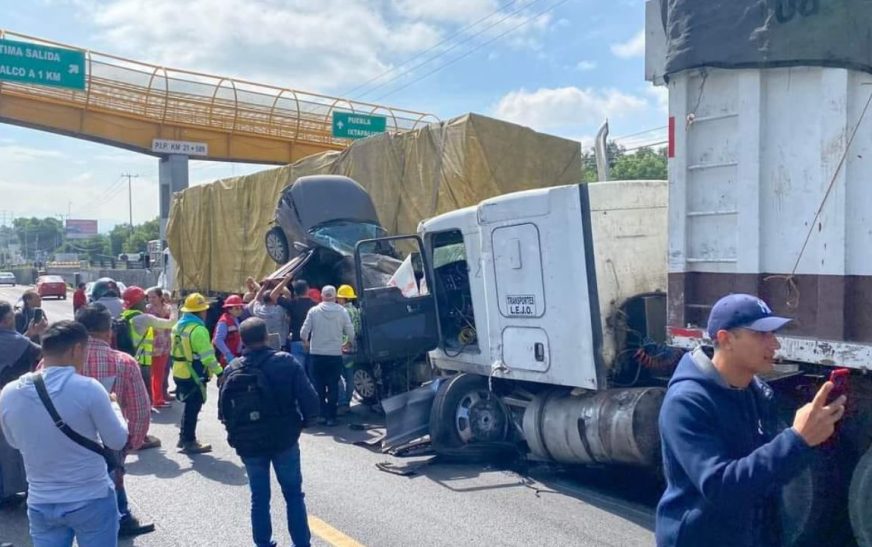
[[2, 271, 847, 547], [0, 274, 360, 547]]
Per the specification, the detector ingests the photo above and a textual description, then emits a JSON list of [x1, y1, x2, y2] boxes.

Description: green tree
[[611, 147, 668, 180], [109, 218, 160, 255], [109, 225, 130, 256], [60, 235, 111, 262], [13, 217, 64, 258], [127, 218, 160, 253], [6, 216, 159, 263], [582, 143, 667, 182]]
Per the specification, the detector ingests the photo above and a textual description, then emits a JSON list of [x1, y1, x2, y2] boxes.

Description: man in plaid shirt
[[75, 304, 156, 538]]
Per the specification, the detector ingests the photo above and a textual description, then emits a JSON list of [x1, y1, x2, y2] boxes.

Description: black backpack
[[112, 314, 138, 357], [219, 354, 284, 456]]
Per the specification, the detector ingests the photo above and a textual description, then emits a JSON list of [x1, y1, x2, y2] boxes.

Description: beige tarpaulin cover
[[167, 113, 582, 293]]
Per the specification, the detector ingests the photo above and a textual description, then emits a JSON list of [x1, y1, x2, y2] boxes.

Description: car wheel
[[352, 365, 379, 405], [265, 226, 290, 264]]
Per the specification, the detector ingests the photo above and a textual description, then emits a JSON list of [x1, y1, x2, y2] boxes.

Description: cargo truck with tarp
[[344, 2, 872, 545], [166, 113, 583, 401]]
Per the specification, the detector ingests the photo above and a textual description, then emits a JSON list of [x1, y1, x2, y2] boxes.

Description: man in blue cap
[[656, 294, 847, 547]]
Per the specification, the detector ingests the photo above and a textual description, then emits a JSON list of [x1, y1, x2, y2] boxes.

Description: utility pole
[[122, 173, 139, 234], [0, 211, 10, 265]]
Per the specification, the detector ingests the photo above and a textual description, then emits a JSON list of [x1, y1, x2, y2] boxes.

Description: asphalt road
[[0, 284, 658, 547]]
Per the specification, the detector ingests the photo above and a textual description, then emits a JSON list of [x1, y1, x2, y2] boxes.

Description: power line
[[358, 0, 553, 101], [103, 175, 131, 203], [370, 0, 570, 102], [341, 0, 523, 98], [68, 175, 124, 219], [622, 140, 668, 153], [613, 126, 667, 141], [103, 176, 126, 197]]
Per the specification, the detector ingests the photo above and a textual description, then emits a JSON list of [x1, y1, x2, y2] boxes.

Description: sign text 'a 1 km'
[[0, 38, 86, 90]]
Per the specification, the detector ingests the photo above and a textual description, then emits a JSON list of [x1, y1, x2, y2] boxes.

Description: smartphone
[[827, 368, 850, 404], [99, 375, 117, 393], [32, 307, 44, 323]]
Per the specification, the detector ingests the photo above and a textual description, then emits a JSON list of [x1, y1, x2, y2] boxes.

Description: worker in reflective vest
[[213, 295, 244, 367], [121, 286, 175, 408], [171, 293, 222, 454]]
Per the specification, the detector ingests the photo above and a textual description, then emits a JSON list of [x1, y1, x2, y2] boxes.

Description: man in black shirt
[[273, 279, 317, 380]]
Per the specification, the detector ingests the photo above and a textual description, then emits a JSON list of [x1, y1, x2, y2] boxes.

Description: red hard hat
[[123, 286, 146, 308], [308, 288, 322, 303], [223, 295, 244, 309]]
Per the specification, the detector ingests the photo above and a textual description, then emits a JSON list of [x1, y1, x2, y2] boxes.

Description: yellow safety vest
[[122, 309, 154, 367], [171, 319, 221, 381]]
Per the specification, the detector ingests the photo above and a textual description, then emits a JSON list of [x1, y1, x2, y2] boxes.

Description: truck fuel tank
[[522, 387, 665, 467]]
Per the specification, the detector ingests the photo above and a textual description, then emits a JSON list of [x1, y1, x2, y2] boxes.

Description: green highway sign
[[332, 111, 387, 139], [0, 38, 86, 90]]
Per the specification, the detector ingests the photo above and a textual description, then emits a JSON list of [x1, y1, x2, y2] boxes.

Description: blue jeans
[[111, 451, 130, 519], [289, 342, 311, 382], [242, 443, 311, 547], [338, 356, 355, 407], [28, 490, 119, 547]]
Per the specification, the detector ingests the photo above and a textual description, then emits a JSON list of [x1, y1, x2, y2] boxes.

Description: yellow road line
[[308, 515, 366, 547]]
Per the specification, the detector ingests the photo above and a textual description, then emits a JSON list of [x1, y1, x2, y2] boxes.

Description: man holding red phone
[[656, 294, 847, 547]]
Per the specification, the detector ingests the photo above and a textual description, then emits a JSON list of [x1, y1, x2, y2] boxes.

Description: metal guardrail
[[0, 30, 440, 150]]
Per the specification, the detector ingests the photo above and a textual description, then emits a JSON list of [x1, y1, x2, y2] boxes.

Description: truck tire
[[265, 226, 289, 264], [850, 445, 872, 546], [780, 444, 853, 547], [429, 373, 510, 454]]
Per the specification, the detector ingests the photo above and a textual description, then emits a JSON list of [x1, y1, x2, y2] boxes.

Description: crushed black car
[[264, 175, 433, 403]]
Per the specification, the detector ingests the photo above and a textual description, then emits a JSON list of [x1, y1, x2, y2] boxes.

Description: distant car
[[36, 275, 67, 300], [0, 272, 15, 286]]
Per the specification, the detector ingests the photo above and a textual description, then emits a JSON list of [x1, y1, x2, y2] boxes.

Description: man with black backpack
[[219, 317, 319, 547]]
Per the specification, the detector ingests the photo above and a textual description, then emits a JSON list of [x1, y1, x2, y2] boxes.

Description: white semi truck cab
[[354, 180, 670, 467]]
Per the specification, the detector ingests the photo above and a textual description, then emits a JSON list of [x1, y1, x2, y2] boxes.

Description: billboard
[[65, 219, 98, 240]]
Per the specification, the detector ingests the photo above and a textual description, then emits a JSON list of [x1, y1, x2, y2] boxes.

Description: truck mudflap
[[380, 379, 443, 449]]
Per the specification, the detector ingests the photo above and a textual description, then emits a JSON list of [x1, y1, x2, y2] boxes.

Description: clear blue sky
[[0, 0, 666, 231]]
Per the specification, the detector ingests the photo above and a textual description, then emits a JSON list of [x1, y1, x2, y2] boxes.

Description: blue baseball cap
[[707, 294, 791, 339]]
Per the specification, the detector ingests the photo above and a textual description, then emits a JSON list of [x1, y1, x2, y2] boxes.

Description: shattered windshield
[[308, 221, 388, 256]]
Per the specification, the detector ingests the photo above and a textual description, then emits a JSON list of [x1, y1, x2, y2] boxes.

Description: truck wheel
[[353, 365, 378, 405], [780, 444, 852, 546], [265, 226, 289, 264], [429, 373, 510, 452], [850, 445, 872, 546]]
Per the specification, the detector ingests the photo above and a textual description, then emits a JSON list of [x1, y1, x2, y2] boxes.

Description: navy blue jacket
[[219, 347, 319, 454], [656, 348, 813, 546]]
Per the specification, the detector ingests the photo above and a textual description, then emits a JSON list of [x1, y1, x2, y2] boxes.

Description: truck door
[[354, 236, 440, 361]]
